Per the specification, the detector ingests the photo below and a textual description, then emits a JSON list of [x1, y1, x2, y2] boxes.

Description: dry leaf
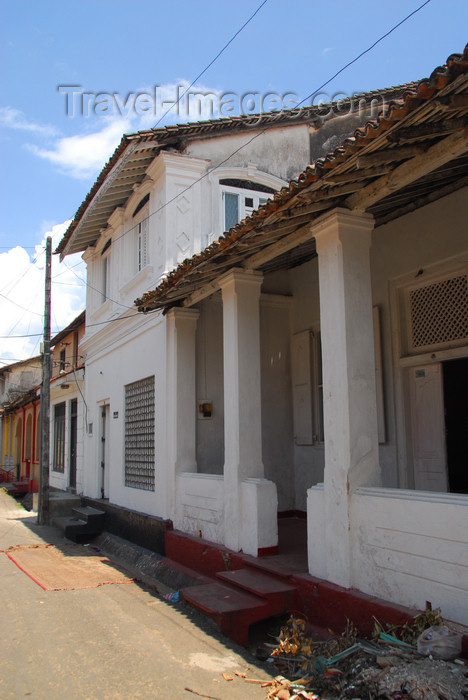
[[221, 672, 233, 681]]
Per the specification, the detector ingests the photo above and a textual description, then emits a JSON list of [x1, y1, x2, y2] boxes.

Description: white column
[[312, 208, 380, 587], [219, 269, 277, 555], [166, 308, 199, 522]]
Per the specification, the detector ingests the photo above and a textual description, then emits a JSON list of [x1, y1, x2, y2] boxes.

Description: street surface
[[0, 491, 273, 699]]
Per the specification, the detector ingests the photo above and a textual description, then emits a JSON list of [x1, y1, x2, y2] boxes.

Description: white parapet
[[351, 487, 468, 626]]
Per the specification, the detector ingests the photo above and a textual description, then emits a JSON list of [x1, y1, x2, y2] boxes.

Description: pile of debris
[[259, 607, 467, 699]]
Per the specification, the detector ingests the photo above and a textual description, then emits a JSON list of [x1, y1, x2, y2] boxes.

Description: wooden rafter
[[346, 128, 468, 211]]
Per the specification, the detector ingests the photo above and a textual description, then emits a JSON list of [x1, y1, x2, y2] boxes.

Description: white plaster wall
[[187, 125, 311, 184], [81, 311, 167, 518], [288, 257, 325, 509], [351, 487, 468, 626], [195, 295, 224, 475], [195, 289, 295, 510], [260, 296, 295, 511], [175, 472, 224, 543], [370, 186, 468, 487]]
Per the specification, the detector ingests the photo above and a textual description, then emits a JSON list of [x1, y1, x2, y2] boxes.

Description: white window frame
[[221, 185, 270, 232], [207, 166, 287, 246]]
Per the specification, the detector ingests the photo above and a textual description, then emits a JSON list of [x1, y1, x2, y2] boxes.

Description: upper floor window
[[220, 179, 275, 231], [102, 254, 110, 302], [137, 218, 149, 272], [101, 238, 111, 303], [59, 348, 66, 372], [133, 194, 150, 273]]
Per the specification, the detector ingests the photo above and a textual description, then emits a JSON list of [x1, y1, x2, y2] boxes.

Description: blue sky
[[0, 0, 467, 362]]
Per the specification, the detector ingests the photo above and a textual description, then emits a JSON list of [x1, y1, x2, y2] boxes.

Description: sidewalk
[[0, 490, 274, 700]]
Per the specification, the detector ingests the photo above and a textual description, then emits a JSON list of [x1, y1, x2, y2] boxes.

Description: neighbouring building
[[0, 356, 41, 481], [49, 311, 86, 494], [0, 312, 85, 494], [56, 47, 468, 629]]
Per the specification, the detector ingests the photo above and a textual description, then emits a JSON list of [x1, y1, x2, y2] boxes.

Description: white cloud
[[27, 118, 131, 180], [7, 80, 225, 181], [0, 221, 86, 365], [0, 106, 58, 137], [133, 79, 223, 128]]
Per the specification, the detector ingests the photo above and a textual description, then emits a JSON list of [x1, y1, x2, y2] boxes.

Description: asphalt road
[[0, 491, 273, 699]]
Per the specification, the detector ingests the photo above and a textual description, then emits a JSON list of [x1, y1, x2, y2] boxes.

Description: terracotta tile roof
[[55, 83, 418, 258], [135, 45, 468, 312]]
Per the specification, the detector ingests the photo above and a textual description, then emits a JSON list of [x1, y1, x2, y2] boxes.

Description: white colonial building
[[56, 49, 468, 630]]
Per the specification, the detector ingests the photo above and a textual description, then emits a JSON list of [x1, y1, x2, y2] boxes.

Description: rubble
[[260, 609, 467, 699]]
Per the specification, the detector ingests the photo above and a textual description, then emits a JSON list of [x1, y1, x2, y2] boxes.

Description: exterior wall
[[308, 189, 468, 625], [351, 487, 468, 626], [370, 186, 468, 488], [0, 359, 41, 405], [80, 311, 167, 518], [1, 414, 15, 471], [175, 472, 224, 543], [260, 294, 294, 511], [288, 257, 325, 510], [195, 295, 224, 475], [187, 124, 310, 185], [194, 291, 295, 511], [79, 127, 313, 527], [6, 402, 39, 483], [49, 385, 84, 493], [51, 325, 85, 379]]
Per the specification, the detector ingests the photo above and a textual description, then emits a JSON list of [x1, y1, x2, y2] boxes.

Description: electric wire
[[150, 0, 270, 131], [1, 0, 433, 351], [106, 0, 433, 251], [0, 293, 43, 317]]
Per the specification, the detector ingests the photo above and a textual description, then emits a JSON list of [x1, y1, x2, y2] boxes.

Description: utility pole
[[38, 236, 52, 525]]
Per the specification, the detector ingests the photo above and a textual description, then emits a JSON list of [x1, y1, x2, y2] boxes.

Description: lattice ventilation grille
[[409, 274, 468, 350], [124, 376, 155, 491]]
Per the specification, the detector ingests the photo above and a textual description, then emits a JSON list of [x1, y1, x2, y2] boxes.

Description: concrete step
[[216, 568, 295, 611], [182, 581, 269, 646], [53, 513, 104, 543], [49, 493, 81, 519], [72, 506, 105, 528]]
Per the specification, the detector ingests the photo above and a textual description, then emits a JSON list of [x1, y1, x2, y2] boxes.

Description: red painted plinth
[[166, 527, 468, 654]]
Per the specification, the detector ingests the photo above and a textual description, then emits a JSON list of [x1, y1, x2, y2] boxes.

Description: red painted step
[[217, 568, 295, 609], [182, 581, 269, 646]]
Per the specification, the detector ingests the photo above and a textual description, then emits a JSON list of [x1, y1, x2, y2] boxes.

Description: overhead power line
[[151, 0, 270, 131], [106, 0, 433, 251], [2, 0, 433, 348]]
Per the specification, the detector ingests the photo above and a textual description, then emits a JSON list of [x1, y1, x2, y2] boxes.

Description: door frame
[[69, 398, 78, 490], [99, 402, 110, 499], [390, 262, 468, 491]]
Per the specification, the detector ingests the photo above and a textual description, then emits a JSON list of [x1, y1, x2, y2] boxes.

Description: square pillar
[[219, 269, 278, 555], [311, 208, 380, 587], [166, 307, 199, 521]]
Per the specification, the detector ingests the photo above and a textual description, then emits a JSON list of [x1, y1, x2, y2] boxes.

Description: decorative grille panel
[[409, 274, 468, 350], [124, 376, 155, 491]]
